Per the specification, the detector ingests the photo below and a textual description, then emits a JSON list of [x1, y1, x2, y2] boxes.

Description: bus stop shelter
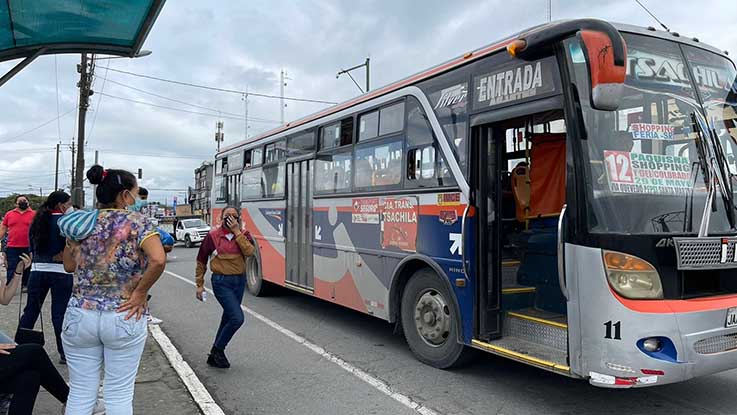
[[0, 0, 166, 86]]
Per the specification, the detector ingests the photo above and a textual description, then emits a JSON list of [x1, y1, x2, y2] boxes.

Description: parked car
[[174, 218, 211, 248]]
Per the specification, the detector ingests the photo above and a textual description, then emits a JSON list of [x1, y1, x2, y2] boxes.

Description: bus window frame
[[240, 166, 263, 201], [357, 98, 407, 143], [314, 146, 354, 196], [287, 129, 317, 159], [353, 135, 405, 193], [319, 117, 354, 150]]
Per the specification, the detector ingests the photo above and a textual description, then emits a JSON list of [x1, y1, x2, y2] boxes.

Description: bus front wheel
[[401, 268, 470, 369]]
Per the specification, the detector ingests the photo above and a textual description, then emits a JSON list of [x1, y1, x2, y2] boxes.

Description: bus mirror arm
[[557, 204, 569, 300]]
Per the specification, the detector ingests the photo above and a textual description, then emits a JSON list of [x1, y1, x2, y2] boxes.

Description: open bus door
[[474, 124, 502, 340]]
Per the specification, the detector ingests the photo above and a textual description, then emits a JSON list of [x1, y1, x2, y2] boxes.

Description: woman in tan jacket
[[195, 206, 254, 368]]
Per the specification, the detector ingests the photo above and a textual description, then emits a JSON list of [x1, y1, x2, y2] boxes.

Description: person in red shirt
[[0, 195, 36, 287]]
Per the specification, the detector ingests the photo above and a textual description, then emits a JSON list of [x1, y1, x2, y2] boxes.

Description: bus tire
[[184, 235, 193, 249], [246, 252, 271, 296], [401, 268, 470, 369]]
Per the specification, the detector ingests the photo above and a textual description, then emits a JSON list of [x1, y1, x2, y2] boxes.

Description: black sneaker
[[207, 347, 230, 369]]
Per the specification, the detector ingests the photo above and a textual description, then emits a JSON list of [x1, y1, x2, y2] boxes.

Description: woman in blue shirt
[[18, 191, 73, 363]]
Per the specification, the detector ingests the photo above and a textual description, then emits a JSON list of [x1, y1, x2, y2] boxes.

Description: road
[[150, 247, 737, 415]]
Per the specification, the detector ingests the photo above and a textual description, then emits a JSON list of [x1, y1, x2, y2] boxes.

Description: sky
[[0, 0, 735, 206]]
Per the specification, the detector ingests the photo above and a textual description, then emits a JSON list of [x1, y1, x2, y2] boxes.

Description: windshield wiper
[[695, 112, 737, 232]]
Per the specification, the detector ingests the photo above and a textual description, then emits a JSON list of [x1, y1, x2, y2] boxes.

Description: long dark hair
[[29, 191, 70, 253], [87, 165, 137, 207]]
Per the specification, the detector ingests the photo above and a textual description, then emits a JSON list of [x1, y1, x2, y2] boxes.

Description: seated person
[[0, 254, 68, 414]]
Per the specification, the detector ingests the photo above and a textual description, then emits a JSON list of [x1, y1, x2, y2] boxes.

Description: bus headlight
[[603, 250, 663, 300]]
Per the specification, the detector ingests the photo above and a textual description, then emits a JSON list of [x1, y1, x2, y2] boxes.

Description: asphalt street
[[150, 247, 737, 415]]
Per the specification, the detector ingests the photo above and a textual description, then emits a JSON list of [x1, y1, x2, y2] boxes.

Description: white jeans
[[61, 307, 148, 415]]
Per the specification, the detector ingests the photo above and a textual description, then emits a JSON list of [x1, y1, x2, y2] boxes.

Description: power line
[[98, 92, 281, 123], [105, 67, 339, 105], [0, 108, 77, 144], [104, 78, 279, 122], [91, 148, 211, 160], [88, 58, 111, 142]]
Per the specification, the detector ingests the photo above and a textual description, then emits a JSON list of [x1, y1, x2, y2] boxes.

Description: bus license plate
[[726, 308, 737, 328]]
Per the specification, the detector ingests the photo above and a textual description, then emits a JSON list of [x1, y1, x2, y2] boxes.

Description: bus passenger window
[[379, 102, 405, 136], [261, 163, 285, 198], [406, 97, 433, 147], [244, 150, 252, 168], [315, 152, 352, 193], [359, 111, 379, 141], [321, 122, 341, 149], [355, 140, 403, 189], [252, 147, 263, 166]]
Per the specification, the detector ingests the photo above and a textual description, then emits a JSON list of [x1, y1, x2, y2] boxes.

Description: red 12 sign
[[604, 151, 634, 184]]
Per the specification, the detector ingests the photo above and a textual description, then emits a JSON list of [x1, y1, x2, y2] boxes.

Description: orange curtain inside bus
[[529, 133, 566, 218]]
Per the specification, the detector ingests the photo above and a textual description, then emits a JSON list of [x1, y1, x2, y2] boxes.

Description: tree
[[0, 194, 46, 217]]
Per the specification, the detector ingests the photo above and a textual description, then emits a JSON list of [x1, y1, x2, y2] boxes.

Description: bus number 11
[[604, 320, 622, 340]]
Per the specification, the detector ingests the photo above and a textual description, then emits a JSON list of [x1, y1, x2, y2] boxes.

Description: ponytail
[[29, 191, 70, 252]]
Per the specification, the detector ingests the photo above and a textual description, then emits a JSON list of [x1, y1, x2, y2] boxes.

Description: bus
[[210, 19, 737, 388]]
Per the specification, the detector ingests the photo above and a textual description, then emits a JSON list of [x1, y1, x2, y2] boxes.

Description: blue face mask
[[129, 199, 148, 212]]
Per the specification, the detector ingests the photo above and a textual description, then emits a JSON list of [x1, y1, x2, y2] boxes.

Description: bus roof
[[216, 20, 731, 157]]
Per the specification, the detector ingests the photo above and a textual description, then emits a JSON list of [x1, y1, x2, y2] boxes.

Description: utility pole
[[215, 121, 224, 152], [74, 53, 94, 207], [54, 143, 60, 191], [70, 141, 76, 191], [92, 150, 99, 207], [242, 86, 249, 139], [280, 70, 285, 125]]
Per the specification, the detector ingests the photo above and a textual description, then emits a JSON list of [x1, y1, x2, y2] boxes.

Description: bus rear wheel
[[246, 254, 271, 296], [401, 268, 469, 369]]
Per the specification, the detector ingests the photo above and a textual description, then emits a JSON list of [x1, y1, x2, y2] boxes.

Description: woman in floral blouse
[[61, 165, 166, 415]]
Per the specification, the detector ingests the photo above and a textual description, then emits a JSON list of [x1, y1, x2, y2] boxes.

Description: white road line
[[149, 324, 226, 415], [164, 270, 441, 415]]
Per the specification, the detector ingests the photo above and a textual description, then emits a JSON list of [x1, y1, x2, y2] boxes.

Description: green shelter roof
[[0, 0, 165, 62]]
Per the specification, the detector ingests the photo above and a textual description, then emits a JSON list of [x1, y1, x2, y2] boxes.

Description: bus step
[[472, 337, 569, 374], [501, 286, 536, 310], [504, 309, 567, 352]]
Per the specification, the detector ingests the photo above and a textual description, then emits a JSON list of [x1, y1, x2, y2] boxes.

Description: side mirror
[[578, 30, 627, 111]]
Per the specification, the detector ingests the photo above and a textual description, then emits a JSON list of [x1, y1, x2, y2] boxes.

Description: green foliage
[[0, 194, 45, 218]]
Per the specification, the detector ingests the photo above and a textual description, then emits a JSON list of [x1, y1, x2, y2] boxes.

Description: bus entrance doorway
[[473, 110, 570, 373]]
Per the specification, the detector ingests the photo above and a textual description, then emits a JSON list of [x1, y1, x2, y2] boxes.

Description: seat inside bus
[[500, 120, 567, 315]]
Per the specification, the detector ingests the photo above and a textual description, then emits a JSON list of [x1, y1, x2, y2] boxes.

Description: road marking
[[148, 324, 225, 415], [164, 270, 441, 415]]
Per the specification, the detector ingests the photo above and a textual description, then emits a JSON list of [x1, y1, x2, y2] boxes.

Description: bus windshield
[[567, 33, 736, 235]]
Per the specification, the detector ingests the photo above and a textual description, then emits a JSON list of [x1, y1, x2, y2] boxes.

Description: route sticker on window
[[629, 123, 675, 141], [604, 151, 692, 195]]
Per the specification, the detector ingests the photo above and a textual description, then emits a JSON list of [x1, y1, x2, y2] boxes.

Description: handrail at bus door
[[461, 203, 470, 280], [557, 204, 569, 300]]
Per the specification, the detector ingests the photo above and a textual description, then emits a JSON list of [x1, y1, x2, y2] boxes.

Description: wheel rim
[[247, 256, 259, 288], [413, 289, 451, 347]]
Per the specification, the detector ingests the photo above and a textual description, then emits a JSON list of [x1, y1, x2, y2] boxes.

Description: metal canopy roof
[[0, 0, 165, 62]]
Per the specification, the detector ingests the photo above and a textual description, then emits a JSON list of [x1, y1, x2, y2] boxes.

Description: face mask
[[17, 201, 28, 210], [64, 206, 74, 215], [129, 198, 147, 212]]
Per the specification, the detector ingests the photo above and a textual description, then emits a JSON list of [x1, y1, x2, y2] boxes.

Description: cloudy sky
[[0, 0, 735, 205]]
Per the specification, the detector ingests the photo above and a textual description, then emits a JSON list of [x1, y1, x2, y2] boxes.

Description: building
[[193, 161, 214, 223]]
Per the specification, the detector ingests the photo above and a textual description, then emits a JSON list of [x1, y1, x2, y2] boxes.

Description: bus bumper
[[588, 307, 737, 388]]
